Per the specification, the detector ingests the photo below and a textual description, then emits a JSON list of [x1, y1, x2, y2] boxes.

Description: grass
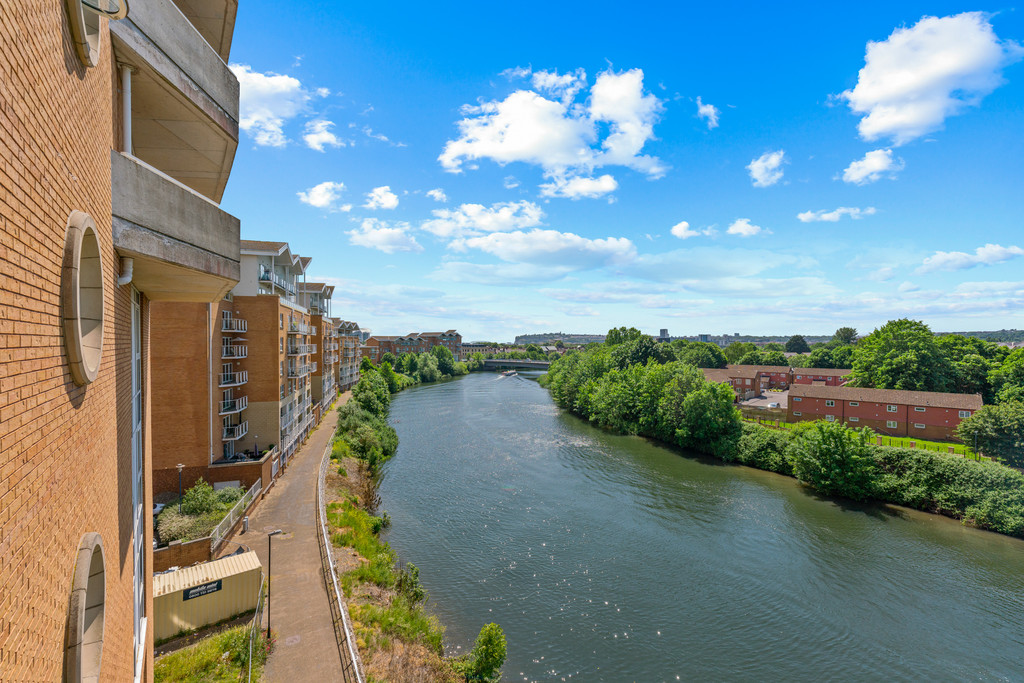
[[156, 483, 246, 544], [154, 624, 267, 682]]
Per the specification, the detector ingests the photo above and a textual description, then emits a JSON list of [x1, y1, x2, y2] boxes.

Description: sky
[[221, 2, 1024, 342]]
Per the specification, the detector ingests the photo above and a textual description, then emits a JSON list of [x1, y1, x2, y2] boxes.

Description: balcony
[[110, 0, 238, 202], [287, 343, 315, 356], [222, 421, 248, 441], [219, 395, 247, 415], [111, 152, 240, 302], [221, 317, 247, 333], [221, 344, 247, 359], [170, 0, 239, 63], [218, 370, 247, 387], [288, 321, 314, 335], [288, 364, 311, 379], [259, 266, 297, 296], [309, 302, 328, 316]]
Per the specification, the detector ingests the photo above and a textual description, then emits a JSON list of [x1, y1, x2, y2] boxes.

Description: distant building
[[788, 385, 982, 441], [362, 330, 463, 363], [699, 334, 710, 343]]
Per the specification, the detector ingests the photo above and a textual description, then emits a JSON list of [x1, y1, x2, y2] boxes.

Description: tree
[[990, 349, 1024, 403], [455, 623, 507, 682], [610, 335, 665, 369], [833, 327, 858, 345], [360, 356, 375, 372], [679, 382, 742, 451], [430, 344, 455, 376], [762, 342, 785, 353], [786, 334, 811, 353], [675, 342, 727, 369], [956, 401, 1024, 467], [761, 350, 789, 366], [737, 350, 763, 366], [605, 326, 645, 346], [352, 370, 391, 417], [849, 319, 954, 392], [953, 353, 992, 397], [416, 352, 441, 382], [724, 342, 756, 364], [380, 351, 397, 367], [787, 421, 877, 500]]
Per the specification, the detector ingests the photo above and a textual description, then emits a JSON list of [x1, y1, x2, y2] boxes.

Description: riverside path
[[230, 393, 348, 681]]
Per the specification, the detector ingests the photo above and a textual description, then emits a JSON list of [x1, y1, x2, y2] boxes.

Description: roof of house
[[299, 282, 326, 293], [726, 364, 791, 378], [793, 367, 852, 376], [789, 384, 983, 410], [702, 368, 732, 383], [240, 239, 287, 253]]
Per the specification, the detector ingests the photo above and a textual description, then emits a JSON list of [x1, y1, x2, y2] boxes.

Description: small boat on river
[[501, 369, 517, 377]]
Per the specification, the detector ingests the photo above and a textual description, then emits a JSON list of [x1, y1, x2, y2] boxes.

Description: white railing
[[222, 344, 247, 359], [219, 395, 248, 415], [222, 317, 247, 333], [219, 370, 248, 387], [222, 421, 248, 440], [210, 477, 261, 552], [317, 440, 364, 682]]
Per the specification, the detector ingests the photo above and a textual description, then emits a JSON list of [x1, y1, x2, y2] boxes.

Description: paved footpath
[[231, 394, 349, 681]]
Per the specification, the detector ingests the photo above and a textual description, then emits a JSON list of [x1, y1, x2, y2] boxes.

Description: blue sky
[[221, 2, 1024, 342]]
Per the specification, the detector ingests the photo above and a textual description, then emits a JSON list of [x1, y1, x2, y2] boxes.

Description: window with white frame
[[849, 401, 859, 406], [826, 415, 835, 422], [793, 397, 802, 402], [887, 405, 897, 412], [848, 417, 859, 422], [887, 420, 898, 429], [793, 411, 802, 416], [959, 410, 971, 418], [825, 400, 835, 407], [914, 406, 926, 412]]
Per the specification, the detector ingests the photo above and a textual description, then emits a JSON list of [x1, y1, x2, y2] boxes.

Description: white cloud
[[439, 67, 666, 189], [426, 188, 448, 203], [432, 261, 575, 284], [297, 181, 348, 211], [316, 87, 330, 98], [231, 64, 312, 147], [669, 221, 716, 239], [916, 243, 1024, 274], [452, 229, 637, 269], [866, 266, 895, 282], [302, 119, 345, 152], [531, 68, 587, 103], [347, 218, 422, 253], [363, 186, 399, 210], [503, 176, 520, 189], [501, 66, 532, 80], [797, 206, 877, 222], [539, 174, 618, 200], [746, 150, 786, 187], [841, 12, 1023, 145], [727, 218, 765, 237], [841, 148, 905, 184], [696, 96, 719, 129], [422, 201, 544, 239]]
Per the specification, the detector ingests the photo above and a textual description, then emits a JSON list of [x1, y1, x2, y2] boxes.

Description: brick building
[[791, 368, 852, 386], [726, 364, 792, 398], [1, 1, 241, 680], [299, 282, 340, 419], [787, 385, 982, 441], [361, 330, 463, 363], [336, 320, 363, 391]]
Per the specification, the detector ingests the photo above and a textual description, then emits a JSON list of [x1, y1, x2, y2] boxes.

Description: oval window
[[65, 0, 128, 68], [63, 211, 105, 386], [64, 532, 105, 682]]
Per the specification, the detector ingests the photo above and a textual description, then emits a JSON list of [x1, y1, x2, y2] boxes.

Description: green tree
[[431, 344, 456, 376], [455, 623, 507, 682], [833, 327, 858, 345], [380, 351, 397, 367], [724, 342, 756, 364], [379, 361, 400, 393], [675, 342, 728, 368], [762, 342, 785, 353], [610, 335, 664, 369], [849, 319, 954, 392], [787, 421, 877, 500], [360, 356, 375, 372], [990, 349, 1024, 403], [786, 334, 811, 353], [953, 353, 992, 397], [761, 350, 788, 366], [352, 370, 391, 417], [737, 350, 764, 365], [416, 352, 441, 382], [956, 401, 1024, 467], [679, 382, 742, 451], [605, 326, 645, 346]]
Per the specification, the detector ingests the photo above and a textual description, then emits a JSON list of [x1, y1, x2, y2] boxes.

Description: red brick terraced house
[[726, 364, 792, 399], [361, 330, 463, 363], [791, 368, 852, 386], [787, 385, 983, 442]]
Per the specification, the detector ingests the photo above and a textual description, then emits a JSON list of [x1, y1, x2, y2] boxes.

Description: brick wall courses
[[1, 4, 148, 679]]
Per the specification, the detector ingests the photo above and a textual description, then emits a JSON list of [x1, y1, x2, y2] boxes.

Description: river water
[[378, 372, 1024, 682]]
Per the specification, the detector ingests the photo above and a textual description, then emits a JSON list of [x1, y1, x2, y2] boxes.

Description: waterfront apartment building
[[299, 282, 340, 420], [703, 365, 852, 400], [151, 241, 327, 497], [336, 320, 363, 391], [362, 330, 463, 363], [1, 1, 241, 680], [787, 385, 982, 442]]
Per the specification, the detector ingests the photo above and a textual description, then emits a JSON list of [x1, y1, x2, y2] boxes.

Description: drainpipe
[[208, 303, 213, 464], [117, 257, 133, 286], [118, 64, 134, 154]]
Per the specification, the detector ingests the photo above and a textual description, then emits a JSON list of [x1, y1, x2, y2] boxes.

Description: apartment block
[[361, 330, 463, 363], [791, 368, 852, 386], [1, 1, 241, 680], [337, 320, 363, 391], [702, 365, 852, 400], [788, 385, 982, 442], [299, 282, 340, 420]]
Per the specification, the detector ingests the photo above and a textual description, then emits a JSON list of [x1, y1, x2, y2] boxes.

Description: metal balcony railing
[[288, 364, 310, 378], [287, 343, 314, 356], [288, 321, 314, 335], [219, 395, 248, 415], [218, 370, 248, 387], [258, 266, 297, 296], [221, 317, 247, 333], [221, 344, 247, 359], [222, 421, 248, 441]]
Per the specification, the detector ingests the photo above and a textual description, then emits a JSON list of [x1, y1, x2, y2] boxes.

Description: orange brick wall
[[0, 4, 147, 680]]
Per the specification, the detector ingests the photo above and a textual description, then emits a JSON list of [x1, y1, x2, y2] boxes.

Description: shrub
[[787, 421, 877, 500], [215, 486, 243, 506], [181, 478, 217, 515], [453, 623, 507, 682], [735, 422, 793, 475]]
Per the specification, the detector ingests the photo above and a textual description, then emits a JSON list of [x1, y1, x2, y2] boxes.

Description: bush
[[453, 623, 507, 682], [181, 478, 217, 515], [735, 422, 793, 475], [787, 421, 877, 501], [215, 486, 243, 506]]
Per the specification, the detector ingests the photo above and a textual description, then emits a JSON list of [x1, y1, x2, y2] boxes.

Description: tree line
[[540, 327, 1024, 538]]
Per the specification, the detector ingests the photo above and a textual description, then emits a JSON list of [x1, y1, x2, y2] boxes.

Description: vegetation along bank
[[327, 350, 506, 682], [540, 324, 1024, 538]]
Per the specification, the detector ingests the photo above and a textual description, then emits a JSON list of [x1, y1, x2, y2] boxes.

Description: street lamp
[[176, 463, 184, 513], [267, 529, 283, 637]]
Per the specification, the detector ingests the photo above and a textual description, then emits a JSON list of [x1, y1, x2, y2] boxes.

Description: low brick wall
[[154, 537, 212, 573]]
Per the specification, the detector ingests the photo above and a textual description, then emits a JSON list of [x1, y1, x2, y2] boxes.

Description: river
[[378, 372, 1024, 681]]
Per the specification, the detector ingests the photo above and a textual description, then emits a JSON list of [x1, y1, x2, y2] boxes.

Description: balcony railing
[[221, 344, 247, 359], [287, 343, 316, 356], [221, 317, 247, 333], [310, 362, 317, 374], [259, 266, 296, 296], [222, 421, 248, 441], [218, 370, 248, 387], [219, 395, 248, 415], [288, 321, 314, 335], [288, 364, 311, 378]]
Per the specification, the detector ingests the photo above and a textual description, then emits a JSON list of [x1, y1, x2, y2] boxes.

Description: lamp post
[[176, 463, 184, 513], [267, 529, 283, 637], [253, 434, 259, 459]]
